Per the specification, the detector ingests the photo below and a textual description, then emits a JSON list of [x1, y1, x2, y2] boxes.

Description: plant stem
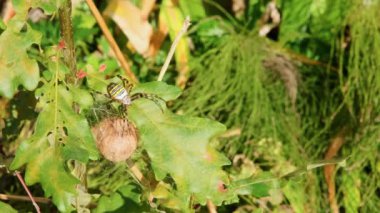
[[58, 0, 77, 84], [85, 0, 138, 83], [157, 16, 191, 81], [324, 128, 346, 213], [14, 171, 41, 213], [0, 194, 50, 204], [207, 200, 217, 213]]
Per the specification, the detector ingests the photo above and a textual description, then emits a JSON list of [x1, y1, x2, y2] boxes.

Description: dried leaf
[[104, 0, 153, 55]]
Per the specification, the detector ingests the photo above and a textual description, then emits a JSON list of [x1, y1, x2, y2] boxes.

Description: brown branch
[[85, 0, 138, 83], [324, 128, 346, 213], [58, 0, 77, 84], [0, 194, 50, 204], [14, 171, 41, 213]]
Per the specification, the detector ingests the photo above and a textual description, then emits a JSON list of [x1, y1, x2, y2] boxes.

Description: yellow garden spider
[[106, 75, 165, 113]]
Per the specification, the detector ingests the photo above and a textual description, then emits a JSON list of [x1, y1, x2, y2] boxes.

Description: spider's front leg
[[117, 74, 134, 93], [131, 93, 166, 112], [91, 90, 113, 106]]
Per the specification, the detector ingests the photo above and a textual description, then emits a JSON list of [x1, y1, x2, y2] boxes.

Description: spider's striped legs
[[118, 105, 128, 118], [131, 93, 166, 112], [117, 75, 134, 93]]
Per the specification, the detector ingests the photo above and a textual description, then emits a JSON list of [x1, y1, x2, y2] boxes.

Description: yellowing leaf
[[0, 23, 41, 98], [10, 62, 99, 212], [128, 82, 236, 209], [0, 0, 64, 98], [104, 0, 153, 55]]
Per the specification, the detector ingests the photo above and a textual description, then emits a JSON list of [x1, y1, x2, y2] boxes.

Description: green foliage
[[1, 0, 379, 212], [280, 0, 313, 42], [0, 201, 17, 213], [128, 82, 237, 209], [178, 0, 206, 21], [176, 33, 300, 159], [95, 184, 150, 213], [11, 0, 63, 18], [0, 23, 41, 98], [10, 59, 99, 211], [0, 0, 67, 98], [341, 171, 361, 213]]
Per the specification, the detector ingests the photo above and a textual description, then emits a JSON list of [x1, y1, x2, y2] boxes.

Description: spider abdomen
[[108, 83, 132, 105]]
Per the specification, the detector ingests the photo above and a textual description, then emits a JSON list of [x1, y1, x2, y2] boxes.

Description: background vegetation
[[0, 0, 379, 212]]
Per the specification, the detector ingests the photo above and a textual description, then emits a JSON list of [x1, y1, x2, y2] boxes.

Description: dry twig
[[324, 129, 346, 213], [85, 0, 138, 83], [157, 16, 191, 81], [0, 194, 50, 204]]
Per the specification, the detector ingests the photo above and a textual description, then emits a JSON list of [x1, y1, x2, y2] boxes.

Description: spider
[[106, 75, 165, 114]]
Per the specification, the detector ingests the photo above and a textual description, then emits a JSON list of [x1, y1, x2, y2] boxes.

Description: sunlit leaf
[[12, 0, 63, 17], [0, 23, 41, 98], [104, 0, 153, 55], [0, 0, 65, 98], [10, 61, 99, 212], [178, 0, 206, 21], [128, 82, 237, 209]]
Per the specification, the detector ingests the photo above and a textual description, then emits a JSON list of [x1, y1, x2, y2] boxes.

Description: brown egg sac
[[92, 117, 138, 162]]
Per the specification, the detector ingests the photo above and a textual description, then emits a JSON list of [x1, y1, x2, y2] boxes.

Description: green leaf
[[0, 0, 65, 98], [178, 0, 206, 21], [0, 19, 5, 31], [95, 184, 150, 213], [131, 81, 182, 101], [12, 0, 63, 16], [0, 24, 41, 98], [71, 87, 94, 110], [0, 201, 17, 213], [128, 82, 236, 209], [231, 176, 276, 198], [230, 171, 282, 199], [10, 62, 99, 212]]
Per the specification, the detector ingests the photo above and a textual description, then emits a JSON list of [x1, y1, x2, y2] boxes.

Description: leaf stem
[[157, 16, 191, 81], [14, 171, 41, 213], [85, 0, 138, 83]]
